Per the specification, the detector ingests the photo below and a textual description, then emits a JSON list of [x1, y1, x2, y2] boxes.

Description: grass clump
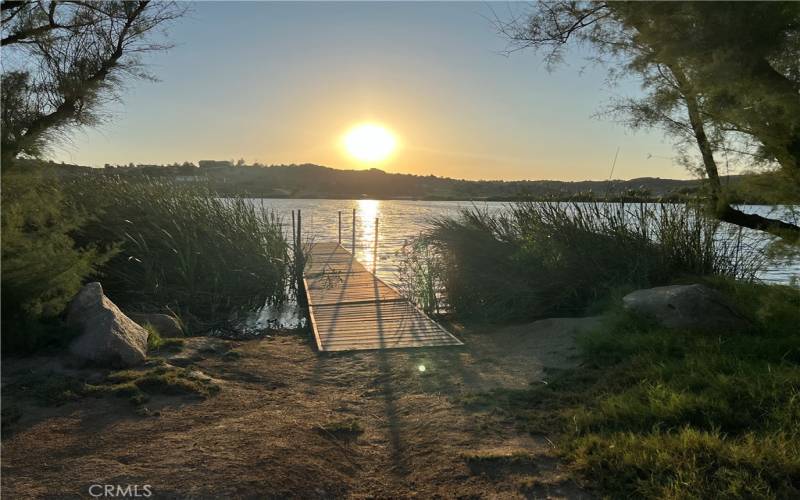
[[142, 324, 184, 352], [105, 364, 219, 404], [67, 177, 290, 331], [145, 324, 164, 350], [467, 280, 800, 498], [316, 418, 364, 441], [6, 364, 219, 408], [408, 201, 760, 322], [460, 450, 541, 478], [461, 450, 538, 465]]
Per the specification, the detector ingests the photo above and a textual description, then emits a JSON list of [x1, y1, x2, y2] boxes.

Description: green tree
[[1, 1, 185, 165], [497, 1, 800, 239], [628, 2, 800, 174], [1, 171, 113, 352], [1, 1, 184, 351]]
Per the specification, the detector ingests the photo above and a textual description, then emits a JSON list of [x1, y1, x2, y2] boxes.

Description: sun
[[342, 123, 397, 163]]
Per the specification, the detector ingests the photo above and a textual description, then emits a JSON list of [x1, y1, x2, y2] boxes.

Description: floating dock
[[303, 241, 463, 352]]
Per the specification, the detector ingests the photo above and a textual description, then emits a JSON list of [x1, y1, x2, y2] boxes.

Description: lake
[[247, 199, 800, 286]]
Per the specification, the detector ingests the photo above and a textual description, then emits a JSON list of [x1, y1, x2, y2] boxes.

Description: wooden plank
[[303, 242, 462, 352], [303, 277, 324, 352], [321, 338, 462, 352], [306, 290, 401, 306]]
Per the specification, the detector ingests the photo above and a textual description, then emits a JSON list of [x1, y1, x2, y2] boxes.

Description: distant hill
[[15, 159, 754, 202]]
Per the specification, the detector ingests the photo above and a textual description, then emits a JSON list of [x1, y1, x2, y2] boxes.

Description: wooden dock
[[303, 241, 463, 352]]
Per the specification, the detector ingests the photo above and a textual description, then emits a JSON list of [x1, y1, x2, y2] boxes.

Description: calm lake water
[[248, 199, 800, 287]]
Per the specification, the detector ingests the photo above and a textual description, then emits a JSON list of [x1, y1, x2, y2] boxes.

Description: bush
[[1, 171, 111, 353], [410, 201, 760, 322], [67, 177, 290, 331]]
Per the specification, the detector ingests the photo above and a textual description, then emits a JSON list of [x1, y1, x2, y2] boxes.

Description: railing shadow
[[373, 276, 409, 477]]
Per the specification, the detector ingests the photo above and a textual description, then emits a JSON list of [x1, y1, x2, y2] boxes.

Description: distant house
[[198, 160, 232, 169]]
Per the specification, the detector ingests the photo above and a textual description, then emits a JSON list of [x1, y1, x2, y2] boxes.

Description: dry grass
[[1, 325, 595, 498]]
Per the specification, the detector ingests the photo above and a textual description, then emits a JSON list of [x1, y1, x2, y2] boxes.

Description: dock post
[[296, 210, 307, 306], [373, 217, 379, 273], [338, 211, 342, 245], [291, 210, 296, 248], [352, 208, 356, 253], [296, 210, 301, 248], [293, 210, 303, 282]]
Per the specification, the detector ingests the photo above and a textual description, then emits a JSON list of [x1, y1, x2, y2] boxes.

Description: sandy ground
[[2, 317, 601, 499]]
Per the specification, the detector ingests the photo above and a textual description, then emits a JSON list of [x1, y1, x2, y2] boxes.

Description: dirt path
[[2, 318, 600, 499]]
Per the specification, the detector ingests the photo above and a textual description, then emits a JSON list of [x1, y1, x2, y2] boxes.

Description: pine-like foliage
[[1, 171, 111, 352]]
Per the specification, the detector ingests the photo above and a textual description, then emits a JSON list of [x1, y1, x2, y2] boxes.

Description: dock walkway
[[303, 241, 463, 352]]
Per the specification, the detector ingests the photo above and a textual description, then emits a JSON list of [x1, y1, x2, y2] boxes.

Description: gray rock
[[66, 283, 149, 367], [128, 312, 184, 338], [622, 284, 749, 331]]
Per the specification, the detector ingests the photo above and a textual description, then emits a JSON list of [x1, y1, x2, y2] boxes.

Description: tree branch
[[15, 1, 148, 146], [1, 1, 96, 46], [719, 206, 800, 241]]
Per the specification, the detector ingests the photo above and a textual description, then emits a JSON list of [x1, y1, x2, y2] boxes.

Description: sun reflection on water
[[355, 199, 380, 270]]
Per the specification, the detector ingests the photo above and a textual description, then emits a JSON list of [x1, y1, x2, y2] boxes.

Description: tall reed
[[397, 237, 446, 315], [403, 201, 762, 322], [68, 177, 290, 330]]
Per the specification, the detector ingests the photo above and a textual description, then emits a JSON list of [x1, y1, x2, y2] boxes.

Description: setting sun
[[342, 123, 397, 163]]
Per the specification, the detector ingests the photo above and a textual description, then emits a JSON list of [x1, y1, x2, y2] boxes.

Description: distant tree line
[[25, 158, 791, 203]]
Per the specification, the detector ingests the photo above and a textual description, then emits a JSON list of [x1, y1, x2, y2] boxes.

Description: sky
[[52, 1, 687, 181]]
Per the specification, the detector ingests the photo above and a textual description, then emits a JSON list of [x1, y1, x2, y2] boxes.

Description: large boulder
[[622, 284, 749, 331], [67, 283, 149, 367], [128, 312, 184, 338]]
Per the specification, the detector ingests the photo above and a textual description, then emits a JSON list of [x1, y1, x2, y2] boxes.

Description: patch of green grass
[[95, 382, 149, 406], [145, 324, 163, 350], [143, 324, 185, 352], [467, 280, 800, 498], [105, 364, 219, 403], [461, 450, 538, 465], [6, 363, 219, 408], [460, 450, 542, 478], [316, 418, 364, 441], [572, 427, 799, 499]]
